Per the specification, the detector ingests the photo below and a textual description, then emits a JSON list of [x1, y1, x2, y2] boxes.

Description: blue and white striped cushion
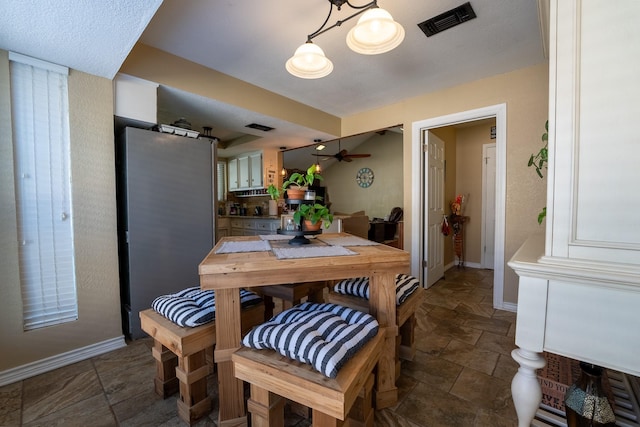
[[333, 273, 421, 305], [242, 302, 379, 379], [151, 287, 262, 327]]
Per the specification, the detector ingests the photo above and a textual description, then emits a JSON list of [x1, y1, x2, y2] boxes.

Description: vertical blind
[[9, 52, 78, 330]]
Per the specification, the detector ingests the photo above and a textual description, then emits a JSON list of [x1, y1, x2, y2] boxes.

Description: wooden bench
[[232, 329, 383, 427], [139, 302, 264, 425], [327, 286, 425, 380], [256, 280, 328, 320]]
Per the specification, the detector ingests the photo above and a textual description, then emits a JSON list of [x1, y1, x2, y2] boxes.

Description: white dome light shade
[[286, 42, 334, 79], [346, 7, 405, 55]]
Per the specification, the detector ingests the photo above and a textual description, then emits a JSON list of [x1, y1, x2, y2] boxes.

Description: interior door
[[424, 131, 445, 288], [482, 143, 496, 269]]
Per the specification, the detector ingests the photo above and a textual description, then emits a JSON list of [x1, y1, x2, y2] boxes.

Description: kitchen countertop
[[218, 215, 280, 220]]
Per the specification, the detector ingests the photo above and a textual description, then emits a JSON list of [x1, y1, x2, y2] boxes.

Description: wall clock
[[356, 167, 374, 188]]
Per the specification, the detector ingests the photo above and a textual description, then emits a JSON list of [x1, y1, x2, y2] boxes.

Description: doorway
[[411, 104, 507, 310]]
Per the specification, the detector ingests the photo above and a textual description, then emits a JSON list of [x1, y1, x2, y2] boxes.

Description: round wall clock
[[356, 167, 374, 188]]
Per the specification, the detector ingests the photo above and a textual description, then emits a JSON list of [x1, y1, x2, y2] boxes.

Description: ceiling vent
[[245, 123, 274, 132], [418, 2, 477, 37]]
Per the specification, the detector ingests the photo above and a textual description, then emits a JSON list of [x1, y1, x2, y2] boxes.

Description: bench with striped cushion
[[242, 302, 379, 379], [141, 288, 265, 425], [332, 273, 420, 305], [151, 287, 262, 327], [328, 274, 425, 381]]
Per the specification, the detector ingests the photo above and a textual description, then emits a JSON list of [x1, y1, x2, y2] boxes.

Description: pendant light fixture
[[286, 0, 404, 79]]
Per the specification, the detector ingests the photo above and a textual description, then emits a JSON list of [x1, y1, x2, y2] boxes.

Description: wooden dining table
[[198, 232, 410, 426]]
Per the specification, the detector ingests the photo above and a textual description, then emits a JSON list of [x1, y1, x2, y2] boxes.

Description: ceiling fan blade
[[344, 154, 371, 158], [343, 157, 353, 162]]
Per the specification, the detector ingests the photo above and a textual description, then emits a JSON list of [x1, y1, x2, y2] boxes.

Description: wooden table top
[[199, 233, 410, 289]]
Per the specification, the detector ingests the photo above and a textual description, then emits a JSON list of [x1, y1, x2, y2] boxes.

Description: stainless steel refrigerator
[[116, 127, 214, 339]]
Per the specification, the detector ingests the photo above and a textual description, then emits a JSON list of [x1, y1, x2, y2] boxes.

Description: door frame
[[411, 104, 507, 310], [481, 142, 496, 269]]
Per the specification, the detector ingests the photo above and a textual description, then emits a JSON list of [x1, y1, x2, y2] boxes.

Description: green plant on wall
[[527, 120, 548, 224]]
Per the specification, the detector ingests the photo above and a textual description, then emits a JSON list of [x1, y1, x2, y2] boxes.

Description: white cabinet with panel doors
[[226, 149, 278, 192]]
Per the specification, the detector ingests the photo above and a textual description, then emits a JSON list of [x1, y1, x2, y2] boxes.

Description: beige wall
[[339, 63, 549, 304], [0, 51, 122, 370], [455, 121, 496, 265], [322, 131, 403, 219]]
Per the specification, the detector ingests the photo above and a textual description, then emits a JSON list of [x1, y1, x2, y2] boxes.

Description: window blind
[[216, 160, 227, 202], [9, 52, 78, 330]]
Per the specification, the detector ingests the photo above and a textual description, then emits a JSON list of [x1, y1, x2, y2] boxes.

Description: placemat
[[215, 240, 271, 254], [272, 245, 357, 260], [260, 234, 294, 240], [318, 235, 380, 246]]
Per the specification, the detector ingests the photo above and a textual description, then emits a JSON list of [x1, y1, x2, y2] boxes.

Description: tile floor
[[0, 267, 522, 426]]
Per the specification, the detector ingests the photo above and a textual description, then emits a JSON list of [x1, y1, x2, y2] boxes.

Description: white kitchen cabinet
[[249, 152, 263, 188], [225, 149, 280, 193], [228, 158, 239, 191], [237, 155, 250, 189], [228, 151, 263, 191]]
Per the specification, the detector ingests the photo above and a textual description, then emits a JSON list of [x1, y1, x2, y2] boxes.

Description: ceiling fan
[[313, 140, 371, 163]]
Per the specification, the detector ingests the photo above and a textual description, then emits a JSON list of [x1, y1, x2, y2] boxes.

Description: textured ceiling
[[0, 1, 162, 79]]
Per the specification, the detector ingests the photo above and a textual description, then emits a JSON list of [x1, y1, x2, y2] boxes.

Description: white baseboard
[[498, 301, 518, 313], [0, 336, 126, 387]]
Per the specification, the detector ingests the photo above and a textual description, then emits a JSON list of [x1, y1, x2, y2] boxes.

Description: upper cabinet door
[[228, 158, 239, 191], [237, 156, 250, 190], [546, 0, 640, 265], [249, 152, 263, 188]]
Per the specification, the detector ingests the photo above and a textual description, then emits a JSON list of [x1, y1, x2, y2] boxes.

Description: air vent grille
[[418, 2, 477, 37], [245, 123, 274, 132]]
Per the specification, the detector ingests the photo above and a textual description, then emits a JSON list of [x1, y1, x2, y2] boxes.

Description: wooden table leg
[[215, 288, 248, 426], [368, 271, 398, 409]]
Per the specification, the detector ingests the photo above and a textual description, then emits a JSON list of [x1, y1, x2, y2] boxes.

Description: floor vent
[[245, 123, 274, 132], [418, 2, 477, 37]]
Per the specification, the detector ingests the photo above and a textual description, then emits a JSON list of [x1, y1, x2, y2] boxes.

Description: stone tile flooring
[[0, 267, 521, 426]]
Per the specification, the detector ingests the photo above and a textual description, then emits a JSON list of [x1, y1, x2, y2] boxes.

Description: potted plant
[[282, 164, 323, 200], [266, 184, 280, 216], [293, 202, 333, 231]]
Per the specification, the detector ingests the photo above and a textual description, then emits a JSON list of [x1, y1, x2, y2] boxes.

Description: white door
[[482, 144, 496, 269], [424, 131, 445, 288]]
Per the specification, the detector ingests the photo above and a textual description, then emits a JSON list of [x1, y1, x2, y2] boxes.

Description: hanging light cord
[[307, 0, 378, 42]]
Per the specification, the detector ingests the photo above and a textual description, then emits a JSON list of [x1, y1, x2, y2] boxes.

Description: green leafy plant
[[282, 164, 323, 189], [293, 203, 333, 229], [266, 184, 280, 200], [527, 120, 548, 224]]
